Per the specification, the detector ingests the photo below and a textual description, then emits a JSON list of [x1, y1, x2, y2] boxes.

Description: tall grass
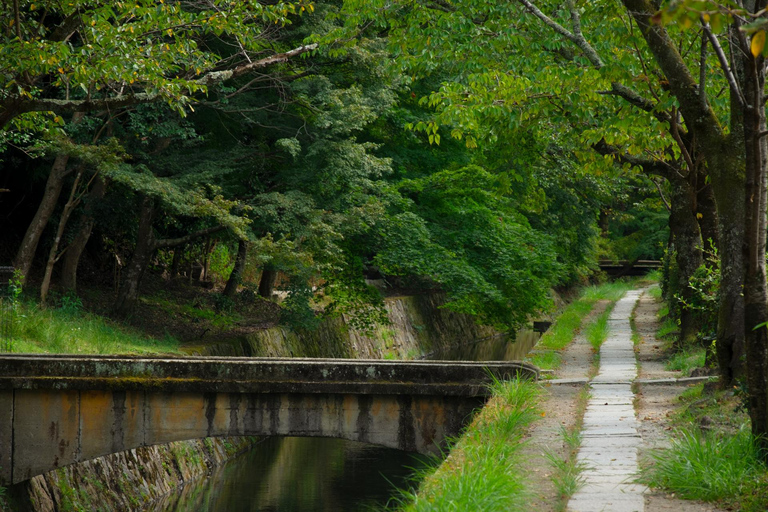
[[395, 379, 540, 511], [7, 301, 180, 355], [639, 426, 768, 510], [584, 309, 610, 351], [665, 347, 706, 376]]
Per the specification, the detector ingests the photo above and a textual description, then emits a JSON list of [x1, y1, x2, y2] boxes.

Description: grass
[[525, 280, 636, 373], [526, 351, 562, 371], [395, 379, 541, 511], [3, 300, 181, 355], [665, 347, 706, 376], [584, 309, 610, 351], [639, 427, 768, 511]]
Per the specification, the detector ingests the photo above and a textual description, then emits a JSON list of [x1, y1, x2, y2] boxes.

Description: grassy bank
[[1, 300, 180, 355], [395, 378, 541, 511]]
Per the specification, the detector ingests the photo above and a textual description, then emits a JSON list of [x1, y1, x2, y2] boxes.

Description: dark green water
[[155, 330, 538, 511], [153, 437, 432, 512]]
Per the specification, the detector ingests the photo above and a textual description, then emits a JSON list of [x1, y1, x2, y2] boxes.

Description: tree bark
[[12, 113, 84, 286], [258, 266, 278, 298], [112, 198, 156, 318], [60, 176, 108, 293], [738, 25, 768, 450], [13, 153, 71, 285], [40, 166, 88, 303], [696, 169, 719, 253], [169, 245, 184, 279], [668, 177, 704, 347], [223, 240, 248, 298]]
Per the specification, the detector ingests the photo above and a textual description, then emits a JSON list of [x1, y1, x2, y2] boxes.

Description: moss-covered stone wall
[[188, 294, 498, 359]]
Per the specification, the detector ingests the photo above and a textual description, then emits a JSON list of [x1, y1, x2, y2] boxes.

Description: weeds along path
[[567, 289, 645, 512], [520, 300, 609, 512], [633, 291, 727, 512]]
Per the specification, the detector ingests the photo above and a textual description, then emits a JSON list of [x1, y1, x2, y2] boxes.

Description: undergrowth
[[393, 379, 540, 511]]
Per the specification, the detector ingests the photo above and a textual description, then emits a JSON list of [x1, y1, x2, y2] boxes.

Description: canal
[[153, 330, 539, 511]]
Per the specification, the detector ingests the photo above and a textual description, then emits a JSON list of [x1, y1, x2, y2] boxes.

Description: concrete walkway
[[567, 289, 646, 512]]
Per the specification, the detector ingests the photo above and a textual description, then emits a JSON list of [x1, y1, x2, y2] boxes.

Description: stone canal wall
[[1, 294, 500, 511], [185, 294, 498, 359], [6, 437, 258, 511]]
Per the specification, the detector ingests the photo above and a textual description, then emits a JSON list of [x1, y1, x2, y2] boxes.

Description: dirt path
[[633, 290, 727, 512], [524, 288, 727, 512], [521, 300, 607, 511]]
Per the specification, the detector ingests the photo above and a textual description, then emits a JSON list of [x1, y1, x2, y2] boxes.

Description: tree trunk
[[739, 34, 768, 452], [13, 113, 83, 285], [710, 164, 746, 383], [60, 176, 108, 293], [169, 245, 184, 279], [696, 169, 719, 253], [13, 153, 71, 285], [258, 266, 278, 298], [223, 240, 248, 298], [668, 176, 704, 347], [113, 198, 156, 318], [40, 166, 87, 303]]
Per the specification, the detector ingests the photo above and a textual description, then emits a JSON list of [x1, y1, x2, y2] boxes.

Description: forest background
[[2, 0, 766, 450]]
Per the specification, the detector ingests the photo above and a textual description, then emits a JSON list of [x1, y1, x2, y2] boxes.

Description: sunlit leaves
[[0, 0, 315, 125]]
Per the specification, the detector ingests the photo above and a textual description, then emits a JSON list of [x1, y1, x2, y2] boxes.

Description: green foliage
[[0, 0, 313, 127], [376, 165, 562, 330]]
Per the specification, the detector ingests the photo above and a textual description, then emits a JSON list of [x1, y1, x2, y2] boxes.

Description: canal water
[[153, 330, 539, 511]]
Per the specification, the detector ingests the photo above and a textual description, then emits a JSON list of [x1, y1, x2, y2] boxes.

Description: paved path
[[567, 289, 646, 512]]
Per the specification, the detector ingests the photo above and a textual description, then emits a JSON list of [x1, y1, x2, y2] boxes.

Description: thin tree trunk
[[223, 240, 248, 298], [60, 176, 108, 293], [13, 113, 83, 285], [113, 198, 156, 318], [668, 177, 704, 347], [40, 166, 88, 303], [169, 245, 184, 279]]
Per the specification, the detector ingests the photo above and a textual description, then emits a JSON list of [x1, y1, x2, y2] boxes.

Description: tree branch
[[153, 225, 226, 250], [592, 138, 673, 178], [1, 43, 318, 121], [517, 0, 604, 68], [621, 0, 725, 150], [701, 17, 745, 107]]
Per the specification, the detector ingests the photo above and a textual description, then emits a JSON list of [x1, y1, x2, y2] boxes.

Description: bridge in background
[[0, 355, 537, 484], [598, 259, 662, 277]]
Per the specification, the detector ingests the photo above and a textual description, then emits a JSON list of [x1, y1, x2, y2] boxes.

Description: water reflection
[[153, 437, 433, 512], [427, 329, 539, 361]]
